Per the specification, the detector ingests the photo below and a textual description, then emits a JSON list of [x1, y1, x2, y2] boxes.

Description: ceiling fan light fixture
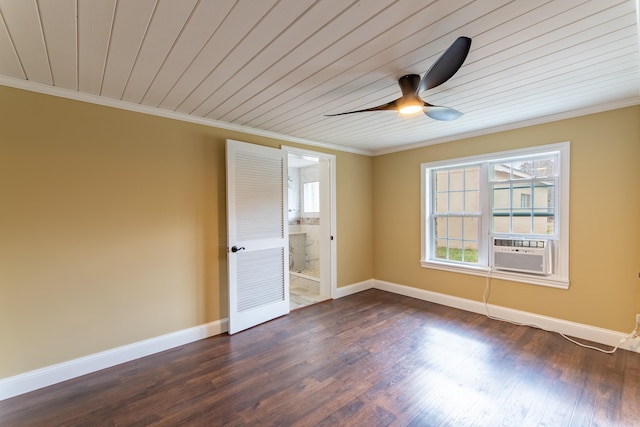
[[398, 98, 423, 115]]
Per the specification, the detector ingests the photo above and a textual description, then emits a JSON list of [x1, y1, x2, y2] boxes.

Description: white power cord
[[483, 268, 638, 354]]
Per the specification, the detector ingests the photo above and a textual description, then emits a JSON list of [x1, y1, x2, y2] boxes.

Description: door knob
[[231, 246, 245, 253]]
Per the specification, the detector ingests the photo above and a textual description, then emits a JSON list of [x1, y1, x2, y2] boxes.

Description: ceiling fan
[[326, 36, 472, 121]]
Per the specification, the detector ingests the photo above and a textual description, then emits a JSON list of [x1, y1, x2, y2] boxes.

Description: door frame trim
[[282, 146, 337, 299]]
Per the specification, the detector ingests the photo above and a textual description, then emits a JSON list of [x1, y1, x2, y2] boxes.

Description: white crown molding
[[0, 76, 373, 157]]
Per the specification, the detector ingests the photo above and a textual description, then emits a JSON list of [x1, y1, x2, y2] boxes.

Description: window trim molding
[[420, 142, 570, 289]]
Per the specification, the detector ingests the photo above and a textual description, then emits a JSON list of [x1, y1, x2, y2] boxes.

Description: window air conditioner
[[492, 238, 551, 275]]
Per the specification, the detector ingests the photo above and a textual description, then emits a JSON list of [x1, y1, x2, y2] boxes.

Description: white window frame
[[421, 142, 570, 289], [302, 181, 320, 216]]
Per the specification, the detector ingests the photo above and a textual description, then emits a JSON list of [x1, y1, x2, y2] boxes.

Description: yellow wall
[[373, 106, 640, 333], [0, 86, 373, 378], [2, 82, 637, 380]]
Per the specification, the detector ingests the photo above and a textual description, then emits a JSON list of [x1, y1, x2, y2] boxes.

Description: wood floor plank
[[1, 289, 639, 426], [619, 350, 640, 426]]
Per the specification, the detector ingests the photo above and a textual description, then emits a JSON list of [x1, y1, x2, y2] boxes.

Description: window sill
[[420, 260, 570, 290]]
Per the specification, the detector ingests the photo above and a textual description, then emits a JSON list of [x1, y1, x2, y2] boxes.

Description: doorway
[[284, 147, 336, 310]]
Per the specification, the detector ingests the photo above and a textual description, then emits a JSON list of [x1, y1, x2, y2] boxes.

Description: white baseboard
[[373, 279, 640, 354], [4, 279, 638, 401], [334, 279, 374, 298], [0, 319, 228, 401]]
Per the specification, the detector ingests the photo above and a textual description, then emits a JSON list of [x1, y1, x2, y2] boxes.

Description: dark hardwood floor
[[2, 289, 639, 426]]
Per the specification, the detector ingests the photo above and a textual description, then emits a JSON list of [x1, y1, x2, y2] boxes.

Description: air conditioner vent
[[492, 238, 551, 275]]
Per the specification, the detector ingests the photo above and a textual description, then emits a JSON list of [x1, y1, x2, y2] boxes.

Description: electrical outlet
[[636, 314, 640, 325]]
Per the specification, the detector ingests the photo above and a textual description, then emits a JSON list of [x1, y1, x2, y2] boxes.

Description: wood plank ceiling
[[0, 0, 638, 155]]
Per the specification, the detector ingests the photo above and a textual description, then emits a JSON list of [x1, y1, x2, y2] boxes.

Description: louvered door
[[226, 139, 289, 334]]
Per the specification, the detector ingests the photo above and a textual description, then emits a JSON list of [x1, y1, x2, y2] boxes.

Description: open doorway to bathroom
[[285, 147, 336, 310]]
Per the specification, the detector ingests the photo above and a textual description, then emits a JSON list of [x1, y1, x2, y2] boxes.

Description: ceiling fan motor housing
[[398, 74, 421, 96]]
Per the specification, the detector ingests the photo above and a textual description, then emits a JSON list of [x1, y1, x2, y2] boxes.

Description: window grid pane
[[489, 153, 557, 236], [433, 167, 481, 214], [491, 180, 556, 235], [432, 215, 480, 264], [431, 166, 481, 265]]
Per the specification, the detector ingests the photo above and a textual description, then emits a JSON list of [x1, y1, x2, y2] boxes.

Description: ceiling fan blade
[[424, 105, 463, 121], [418, 37, 472, 93], [325, 99, 398, 116]]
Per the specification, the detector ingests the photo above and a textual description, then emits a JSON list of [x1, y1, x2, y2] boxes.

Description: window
[[489, 156, 557, 236], [421, 142, 569, 288], [433, 166, 480, 263], [303, 181, 320, 213]]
